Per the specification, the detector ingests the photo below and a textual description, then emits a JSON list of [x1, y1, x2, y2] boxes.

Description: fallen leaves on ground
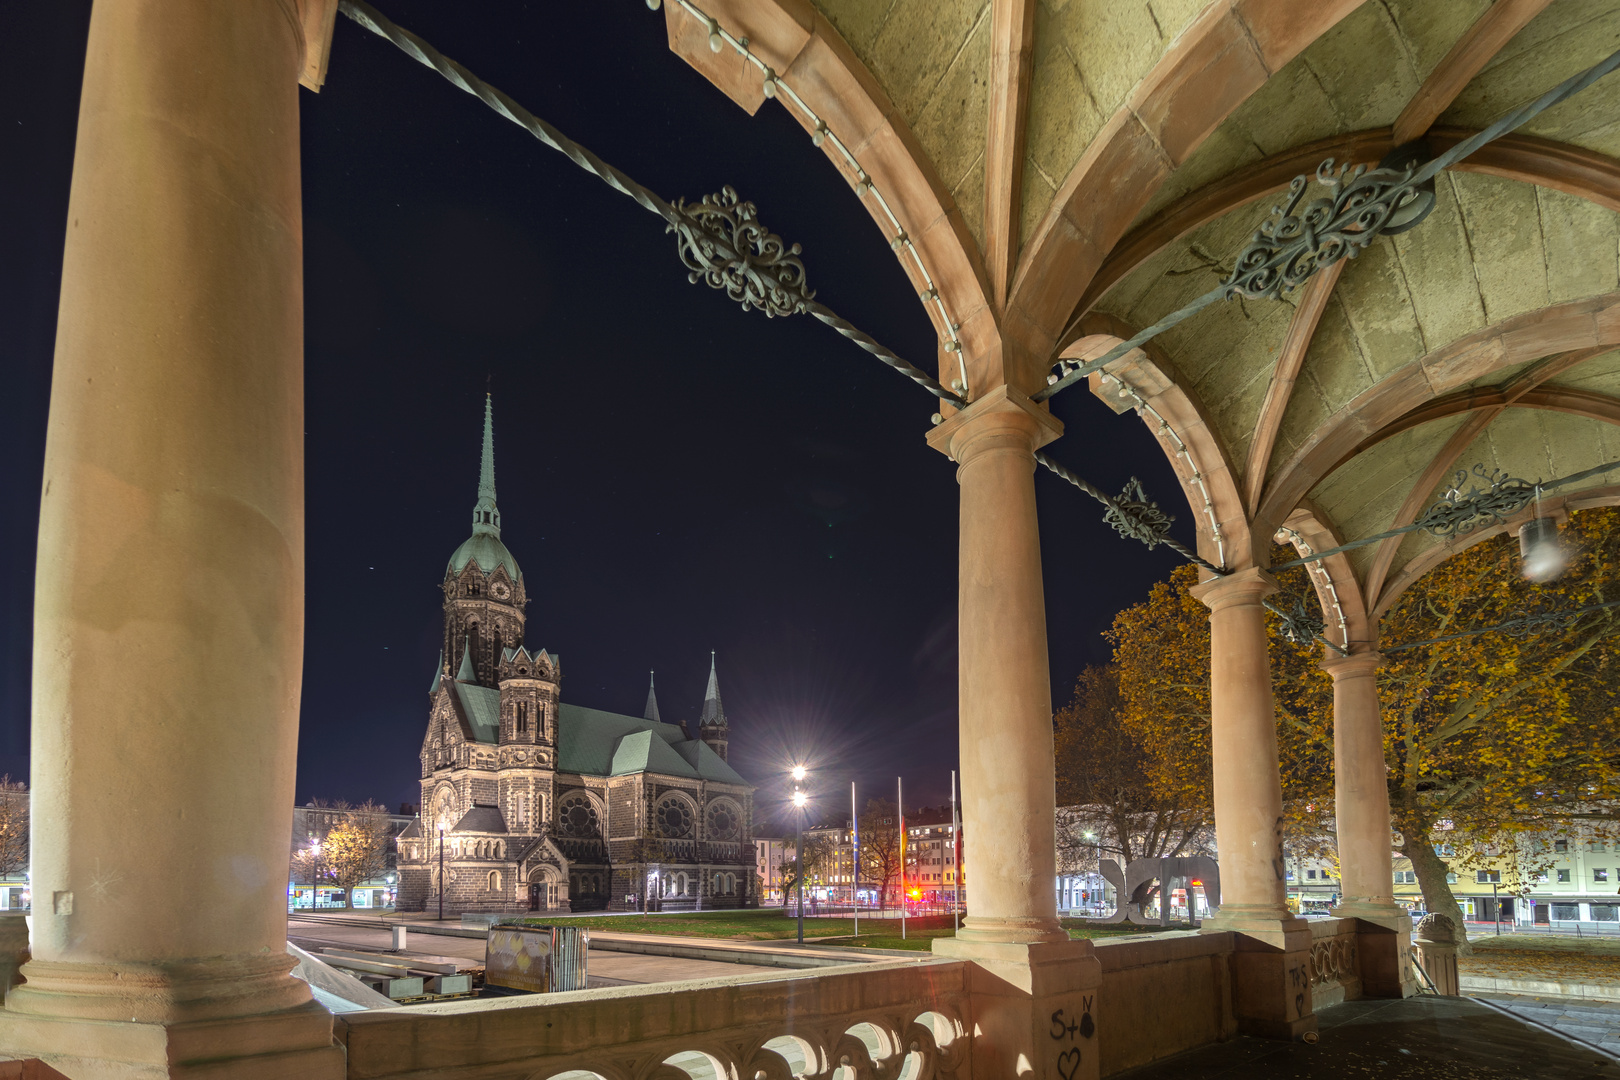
[[1460, 934, 1620, 984]]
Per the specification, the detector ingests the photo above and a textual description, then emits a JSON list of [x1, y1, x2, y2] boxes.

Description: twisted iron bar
[[1034, 452, 1221, 573], [336, 0, 965, 408], [1273, 458, 1620, 571], [1382, 598, 1620, 654], [1033, 43, 1620, 404]]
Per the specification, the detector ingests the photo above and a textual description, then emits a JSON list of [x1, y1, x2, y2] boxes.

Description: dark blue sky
[[0, 0, 1189, 824]]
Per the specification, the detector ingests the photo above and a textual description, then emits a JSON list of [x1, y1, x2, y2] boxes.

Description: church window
[[517, 702, 527, 734], [558, 792, 600, 838], [655, 795, 695, 839], [706, 801, 739, 841], [487, 870, 500, 891]]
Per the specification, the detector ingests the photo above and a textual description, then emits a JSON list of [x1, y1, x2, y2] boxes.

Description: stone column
[[928, 387, 1100, 1080], [0, 0, 342, 1075], [1324, 652, 1399, 917], [1323, 650, 1413, 998], [1189, 568, 1314, 1039]]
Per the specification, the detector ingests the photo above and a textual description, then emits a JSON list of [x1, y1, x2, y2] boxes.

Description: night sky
[[0, 1, 1189, 827]]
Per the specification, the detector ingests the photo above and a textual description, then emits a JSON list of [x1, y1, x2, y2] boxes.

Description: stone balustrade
[[341, 958, 970, 1080]]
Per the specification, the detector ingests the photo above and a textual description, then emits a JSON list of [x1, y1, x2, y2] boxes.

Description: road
[[286, 917, 783, 987]]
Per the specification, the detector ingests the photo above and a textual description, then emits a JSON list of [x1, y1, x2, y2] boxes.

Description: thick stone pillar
[[1323, 650, 1413, 998], [0, 0, 342, 1075], [1323, 652, 1399, 918], [1189, 568, 1314, 1039], [928, 387, 1099, 1080]]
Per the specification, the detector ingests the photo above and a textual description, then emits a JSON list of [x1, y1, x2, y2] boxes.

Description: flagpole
[[898, 776, 906, 941], [851, 781, 858, 940]]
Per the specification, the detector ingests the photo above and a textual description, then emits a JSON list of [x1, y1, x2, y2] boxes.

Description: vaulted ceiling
[[665, 0, 1620, 644]]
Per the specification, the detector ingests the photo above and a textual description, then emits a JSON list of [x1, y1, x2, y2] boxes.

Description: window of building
[[1306, 869, 1317, 880], [1555, 840, 1569, 853], [1475, 870, 1501, 884], [1589, 841, 1607, 853], [1395, 871, 1416, 883], [516, 702, 527, 734], [1595, 868, 1610, 883], [1592, 904, 1619, 922], [1445, 873, 1457, 884], [1553, 903, 1580, 921], [1557, 869, 1571, 882]]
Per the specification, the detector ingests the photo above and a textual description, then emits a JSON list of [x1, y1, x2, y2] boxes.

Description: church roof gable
[[556, 702, 748, 784], [451, 682, 501, 743], [451, 804, 507, 834]]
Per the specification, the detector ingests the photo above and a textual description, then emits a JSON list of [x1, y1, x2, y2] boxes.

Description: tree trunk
[[1402, 835, 1471, 955]]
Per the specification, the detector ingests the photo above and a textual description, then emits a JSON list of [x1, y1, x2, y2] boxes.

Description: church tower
[[698, 652, 730, 762], [442, 395, 527, 688]]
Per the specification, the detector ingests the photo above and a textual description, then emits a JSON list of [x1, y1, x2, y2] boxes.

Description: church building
[[396, 398, 755, 913]]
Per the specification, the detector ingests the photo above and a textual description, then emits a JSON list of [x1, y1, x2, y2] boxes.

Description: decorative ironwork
[[1103, 478, 1175, 548], [669, 186, 812, 317], [1224, 152, 1434, 301], [1269, 596, 1326, 648], [1034, 452, 1223, 573], [336, 0, 965, 408], [1415, 465, 1537, 539], [1035, 46, 1620, 405]]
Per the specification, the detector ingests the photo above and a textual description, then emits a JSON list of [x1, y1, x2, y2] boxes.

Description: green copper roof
[[555, 703, 748, 785], [446, 395, 522, 581], [451, 681, 501, 743]]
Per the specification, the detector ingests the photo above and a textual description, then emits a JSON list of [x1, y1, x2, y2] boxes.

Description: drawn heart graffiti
[[1057, 1047, 1082, 1080]]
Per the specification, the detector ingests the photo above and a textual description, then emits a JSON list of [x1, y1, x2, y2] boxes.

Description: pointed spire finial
[[700, 652, 725, 729], [472, 395, 500, 537], [644, 671, 662, 724]]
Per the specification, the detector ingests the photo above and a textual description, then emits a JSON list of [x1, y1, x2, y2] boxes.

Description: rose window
[[706, 802, 739, 840], [655, 796, 694, 838], [557, 793, 599, 838]]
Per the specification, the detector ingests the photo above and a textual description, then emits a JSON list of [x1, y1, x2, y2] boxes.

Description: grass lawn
[[511, 911, 1189, 952]]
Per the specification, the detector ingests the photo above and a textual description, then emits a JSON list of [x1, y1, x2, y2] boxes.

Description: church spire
[[698, 651, 729, 762], [644, 672, 662, 724], [471, 394, 500, 537]]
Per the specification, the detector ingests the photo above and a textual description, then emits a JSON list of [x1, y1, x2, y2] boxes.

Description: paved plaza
[[1117, 996, 1617, 1079]]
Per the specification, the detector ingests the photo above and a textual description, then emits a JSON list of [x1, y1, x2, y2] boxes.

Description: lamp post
[[792, 764, 807, 946], [437, 824, 446, 921]]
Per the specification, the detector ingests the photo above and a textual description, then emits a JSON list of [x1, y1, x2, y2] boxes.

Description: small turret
[[644, 672, 662, 724]]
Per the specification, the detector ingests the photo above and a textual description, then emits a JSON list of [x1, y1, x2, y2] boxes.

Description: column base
[[932, 937, 1101, 1079], [1200, 912, 1317, 1040], [1328, 900, 1407, 929], [0, 958, 342, 1080]]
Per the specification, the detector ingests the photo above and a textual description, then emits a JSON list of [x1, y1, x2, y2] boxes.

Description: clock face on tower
[[492, 581, 510, 600]]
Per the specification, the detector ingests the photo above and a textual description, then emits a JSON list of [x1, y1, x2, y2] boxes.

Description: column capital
[[1187, 566, 1276, 613], [1321, 650, 1384, 680], [925, 384, 1063, 464]]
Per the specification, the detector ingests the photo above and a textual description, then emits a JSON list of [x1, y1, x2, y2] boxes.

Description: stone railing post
[[1412, 914, 1460, 996], [927, 386, 1102, 1080], [0, 0, 342, 1074], [1188, 568, 1315, 1040]]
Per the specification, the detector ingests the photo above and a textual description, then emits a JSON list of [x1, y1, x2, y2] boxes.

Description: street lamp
[[791, 769, 809, 946], [437, 824, 446, 921]]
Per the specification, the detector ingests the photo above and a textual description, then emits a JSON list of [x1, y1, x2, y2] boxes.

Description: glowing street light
[[789, 765, 810, 945]]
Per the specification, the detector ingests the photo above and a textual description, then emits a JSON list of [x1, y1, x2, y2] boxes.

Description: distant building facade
[[288, 803, 416, 910], [395, 398, 756, 914]]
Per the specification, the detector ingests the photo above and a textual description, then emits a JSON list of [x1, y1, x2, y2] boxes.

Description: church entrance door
[[528, 883, 542, 911]]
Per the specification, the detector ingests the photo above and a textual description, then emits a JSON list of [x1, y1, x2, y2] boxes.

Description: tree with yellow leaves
[[290, 800, 393, 911], [1379, 507, 1620, 948]]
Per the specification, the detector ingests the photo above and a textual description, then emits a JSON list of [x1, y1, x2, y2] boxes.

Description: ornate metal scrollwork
[[1272, 596, 1327, 648], [1224, 147, 1436, 301], [1103, 478, 1174, 548], [1498, 604, 1588, 639], [668, 186, 813, 317], [1416, 464, 1537, 539]]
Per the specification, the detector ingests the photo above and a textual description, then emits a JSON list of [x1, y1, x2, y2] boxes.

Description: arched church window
[[487, 870, 500, 892], [516, 702, 527, 734], [557, 792, 599, 838]]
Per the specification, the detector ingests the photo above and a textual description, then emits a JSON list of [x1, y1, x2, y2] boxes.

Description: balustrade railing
[[343, 958, 971, 1080]]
